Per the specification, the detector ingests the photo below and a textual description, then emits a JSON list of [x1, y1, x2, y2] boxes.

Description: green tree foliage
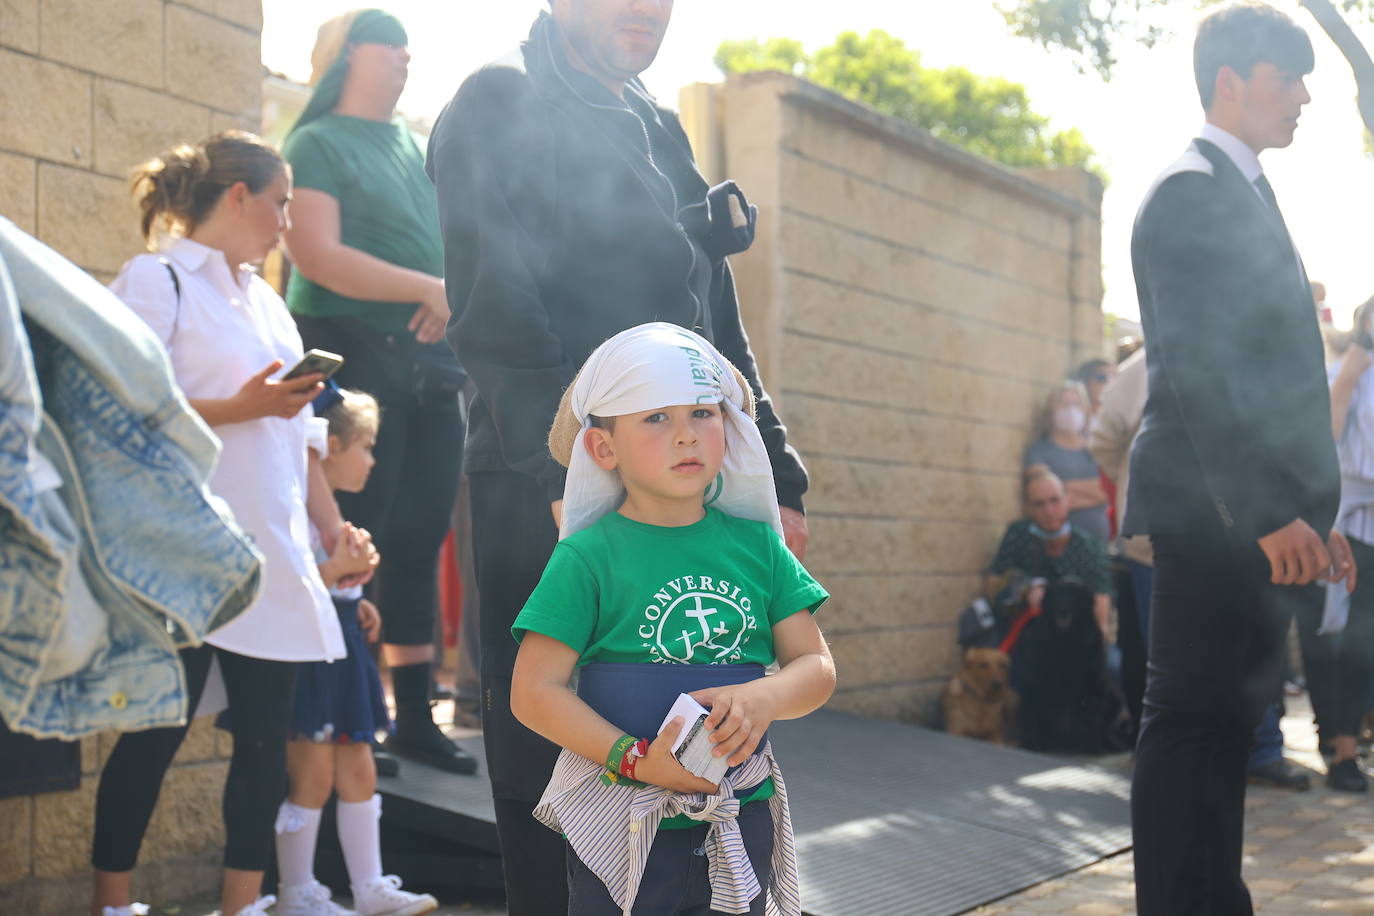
[[715, 29, 1102, 175], [997, 0, 1174, 79]]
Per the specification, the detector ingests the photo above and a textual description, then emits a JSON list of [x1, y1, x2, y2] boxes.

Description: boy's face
[[322, 431, 377, 494], [585, 402, 725, 511], [1215, 61, 1310, 152]]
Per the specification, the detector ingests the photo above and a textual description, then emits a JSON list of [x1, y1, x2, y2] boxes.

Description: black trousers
[[297, 315, 464, 646], [1132, 534, 1321, 916], [91, 644, 296, 872], [469, 470, 568, 915], [1296, 536, 1374, 739]]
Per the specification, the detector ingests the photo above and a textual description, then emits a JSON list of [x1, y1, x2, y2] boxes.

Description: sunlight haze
[[263, 1, 1374, 330]]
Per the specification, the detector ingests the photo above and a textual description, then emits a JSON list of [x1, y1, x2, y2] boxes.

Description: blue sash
[[577, 662, 767, 747]]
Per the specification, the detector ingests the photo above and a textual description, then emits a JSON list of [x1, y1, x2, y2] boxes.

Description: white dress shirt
[[1198, 122, 1264, 193], [1197, 123, 1307, 287], [110, 238, 344, 662]]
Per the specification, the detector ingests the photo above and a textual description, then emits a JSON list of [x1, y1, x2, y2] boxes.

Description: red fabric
[[437, 530, 463, 648], [1000, 605, 1042, 655]]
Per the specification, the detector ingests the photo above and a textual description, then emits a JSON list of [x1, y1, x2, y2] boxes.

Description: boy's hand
[[689, 682, 779, 767], [633, 716, 719, 795], [357, 598, 382, 643]]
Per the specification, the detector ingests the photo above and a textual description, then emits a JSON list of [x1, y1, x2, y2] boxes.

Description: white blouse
[[1333, 360, 1374, 546], [110, 238, 344, 662]]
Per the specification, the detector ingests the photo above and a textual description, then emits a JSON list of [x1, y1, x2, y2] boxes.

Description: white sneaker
[[351, 875, 438, 916], [101, 905, 150, 916], [231, 895, 278, 916], [276, 881, 357, 916]]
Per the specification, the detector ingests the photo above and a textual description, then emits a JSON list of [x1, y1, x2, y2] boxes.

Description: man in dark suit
[[1125, 4, 1357, 913]]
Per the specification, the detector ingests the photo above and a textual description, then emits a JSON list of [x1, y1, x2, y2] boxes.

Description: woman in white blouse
[[90, 132, 363, 916]]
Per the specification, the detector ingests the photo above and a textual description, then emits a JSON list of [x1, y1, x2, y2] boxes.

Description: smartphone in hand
[[282, 348, 344, 382]]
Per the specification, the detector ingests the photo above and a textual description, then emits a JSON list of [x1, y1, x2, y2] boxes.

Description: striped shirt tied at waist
[[533, 741, 800, 916]]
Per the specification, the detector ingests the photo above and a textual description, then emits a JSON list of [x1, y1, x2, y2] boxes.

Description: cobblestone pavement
[[972, 694, 1374, 916]]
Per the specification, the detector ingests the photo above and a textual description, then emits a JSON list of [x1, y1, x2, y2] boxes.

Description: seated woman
[[1024, 380, 1110, 545], [987, 470, 1112, 642]]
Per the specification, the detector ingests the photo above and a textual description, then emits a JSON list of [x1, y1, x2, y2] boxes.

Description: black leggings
[[295, 315, 464, 647], [91, 644, 296, 872]]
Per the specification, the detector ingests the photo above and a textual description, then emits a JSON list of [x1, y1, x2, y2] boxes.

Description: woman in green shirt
[[282, 9, 472, 775]]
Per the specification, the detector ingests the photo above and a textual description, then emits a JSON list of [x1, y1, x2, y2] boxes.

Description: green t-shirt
[[514, 508, 827, 829], [513, 508, 828, 667], [282, 115, 443, 335]]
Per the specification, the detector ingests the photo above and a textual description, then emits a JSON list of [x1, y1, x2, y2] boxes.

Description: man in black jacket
[[1125, 5, 1355, 913], [426, 2, 809, 910]]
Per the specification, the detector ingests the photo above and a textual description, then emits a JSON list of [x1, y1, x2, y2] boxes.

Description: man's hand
[[1257, 519, 1332, 585], [1323, 528, 1358, 594], [780, 506, 808, 560], [633, 716, 719, 795]]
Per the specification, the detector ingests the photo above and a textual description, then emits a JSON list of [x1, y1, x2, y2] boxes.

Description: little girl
[[275, 385, 438, 916]]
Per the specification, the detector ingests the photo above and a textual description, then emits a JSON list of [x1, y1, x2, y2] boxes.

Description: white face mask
[[1053, 405, 1086, 434]]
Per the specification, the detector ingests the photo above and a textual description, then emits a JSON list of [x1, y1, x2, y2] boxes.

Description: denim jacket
[[0, 217, 261, 739]]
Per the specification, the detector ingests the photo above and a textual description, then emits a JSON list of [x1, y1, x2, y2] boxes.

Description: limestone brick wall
[[0, 0, 262, 282], [681, 72, 1105, 724], [0, 2, 262, 911]]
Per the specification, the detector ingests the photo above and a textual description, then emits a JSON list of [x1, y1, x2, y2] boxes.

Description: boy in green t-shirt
[[510, 323, 834, 916]]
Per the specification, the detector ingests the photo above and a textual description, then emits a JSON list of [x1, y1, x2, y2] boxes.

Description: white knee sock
[[337, 794, 384, 888], [275, 801, 323, 890]]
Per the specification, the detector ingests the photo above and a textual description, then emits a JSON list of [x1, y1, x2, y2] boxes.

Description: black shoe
[[373, 746, 401, 778], [1327, 758, 1368, 793], [1247, 759, 1311, 790], [385, 719, 479, 775]]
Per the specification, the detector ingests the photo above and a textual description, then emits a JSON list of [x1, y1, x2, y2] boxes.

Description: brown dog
[[942, 647, 1019, 745]]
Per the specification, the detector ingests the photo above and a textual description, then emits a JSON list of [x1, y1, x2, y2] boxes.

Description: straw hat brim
[[547, 358, 757, 468]]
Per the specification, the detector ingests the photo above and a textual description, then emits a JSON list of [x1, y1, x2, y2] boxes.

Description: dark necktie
[[1253, 173, 1307, 285]]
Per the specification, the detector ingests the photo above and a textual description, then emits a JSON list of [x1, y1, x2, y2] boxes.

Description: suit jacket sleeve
[[428, 67, 571, 502], [1137, 173, 1310, 541]]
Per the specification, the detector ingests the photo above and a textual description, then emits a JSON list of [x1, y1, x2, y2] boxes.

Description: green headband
[[290, 10, 408, 136]]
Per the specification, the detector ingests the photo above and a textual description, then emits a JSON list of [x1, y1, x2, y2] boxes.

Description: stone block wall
[[0, 0, 261, 282], [0, 2, 262, 910], [681, 72, 1105, 724]]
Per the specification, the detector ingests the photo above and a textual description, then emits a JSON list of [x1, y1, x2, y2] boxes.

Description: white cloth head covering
[[551, 322, 782, 541]]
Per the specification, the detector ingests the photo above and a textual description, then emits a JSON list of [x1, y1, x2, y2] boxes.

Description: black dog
[[1015, 578, 1128, 754]]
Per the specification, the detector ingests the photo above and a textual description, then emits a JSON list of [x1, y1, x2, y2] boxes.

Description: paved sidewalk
[[972, 694, 1374, 916]]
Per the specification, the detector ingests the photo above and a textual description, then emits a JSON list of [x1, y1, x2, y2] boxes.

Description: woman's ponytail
[[129, 130, 285, 247]]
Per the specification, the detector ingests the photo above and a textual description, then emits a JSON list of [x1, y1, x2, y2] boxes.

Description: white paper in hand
[[658, 693, 729, 786]]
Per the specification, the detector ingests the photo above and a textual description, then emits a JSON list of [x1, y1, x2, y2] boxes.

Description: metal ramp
[[770, 709, 1131, 916], [330, 712, 1131, 914]]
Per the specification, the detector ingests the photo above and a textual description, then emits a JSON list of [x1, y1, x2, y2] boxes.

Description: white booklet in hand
[[658, 693, 729, 786]]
